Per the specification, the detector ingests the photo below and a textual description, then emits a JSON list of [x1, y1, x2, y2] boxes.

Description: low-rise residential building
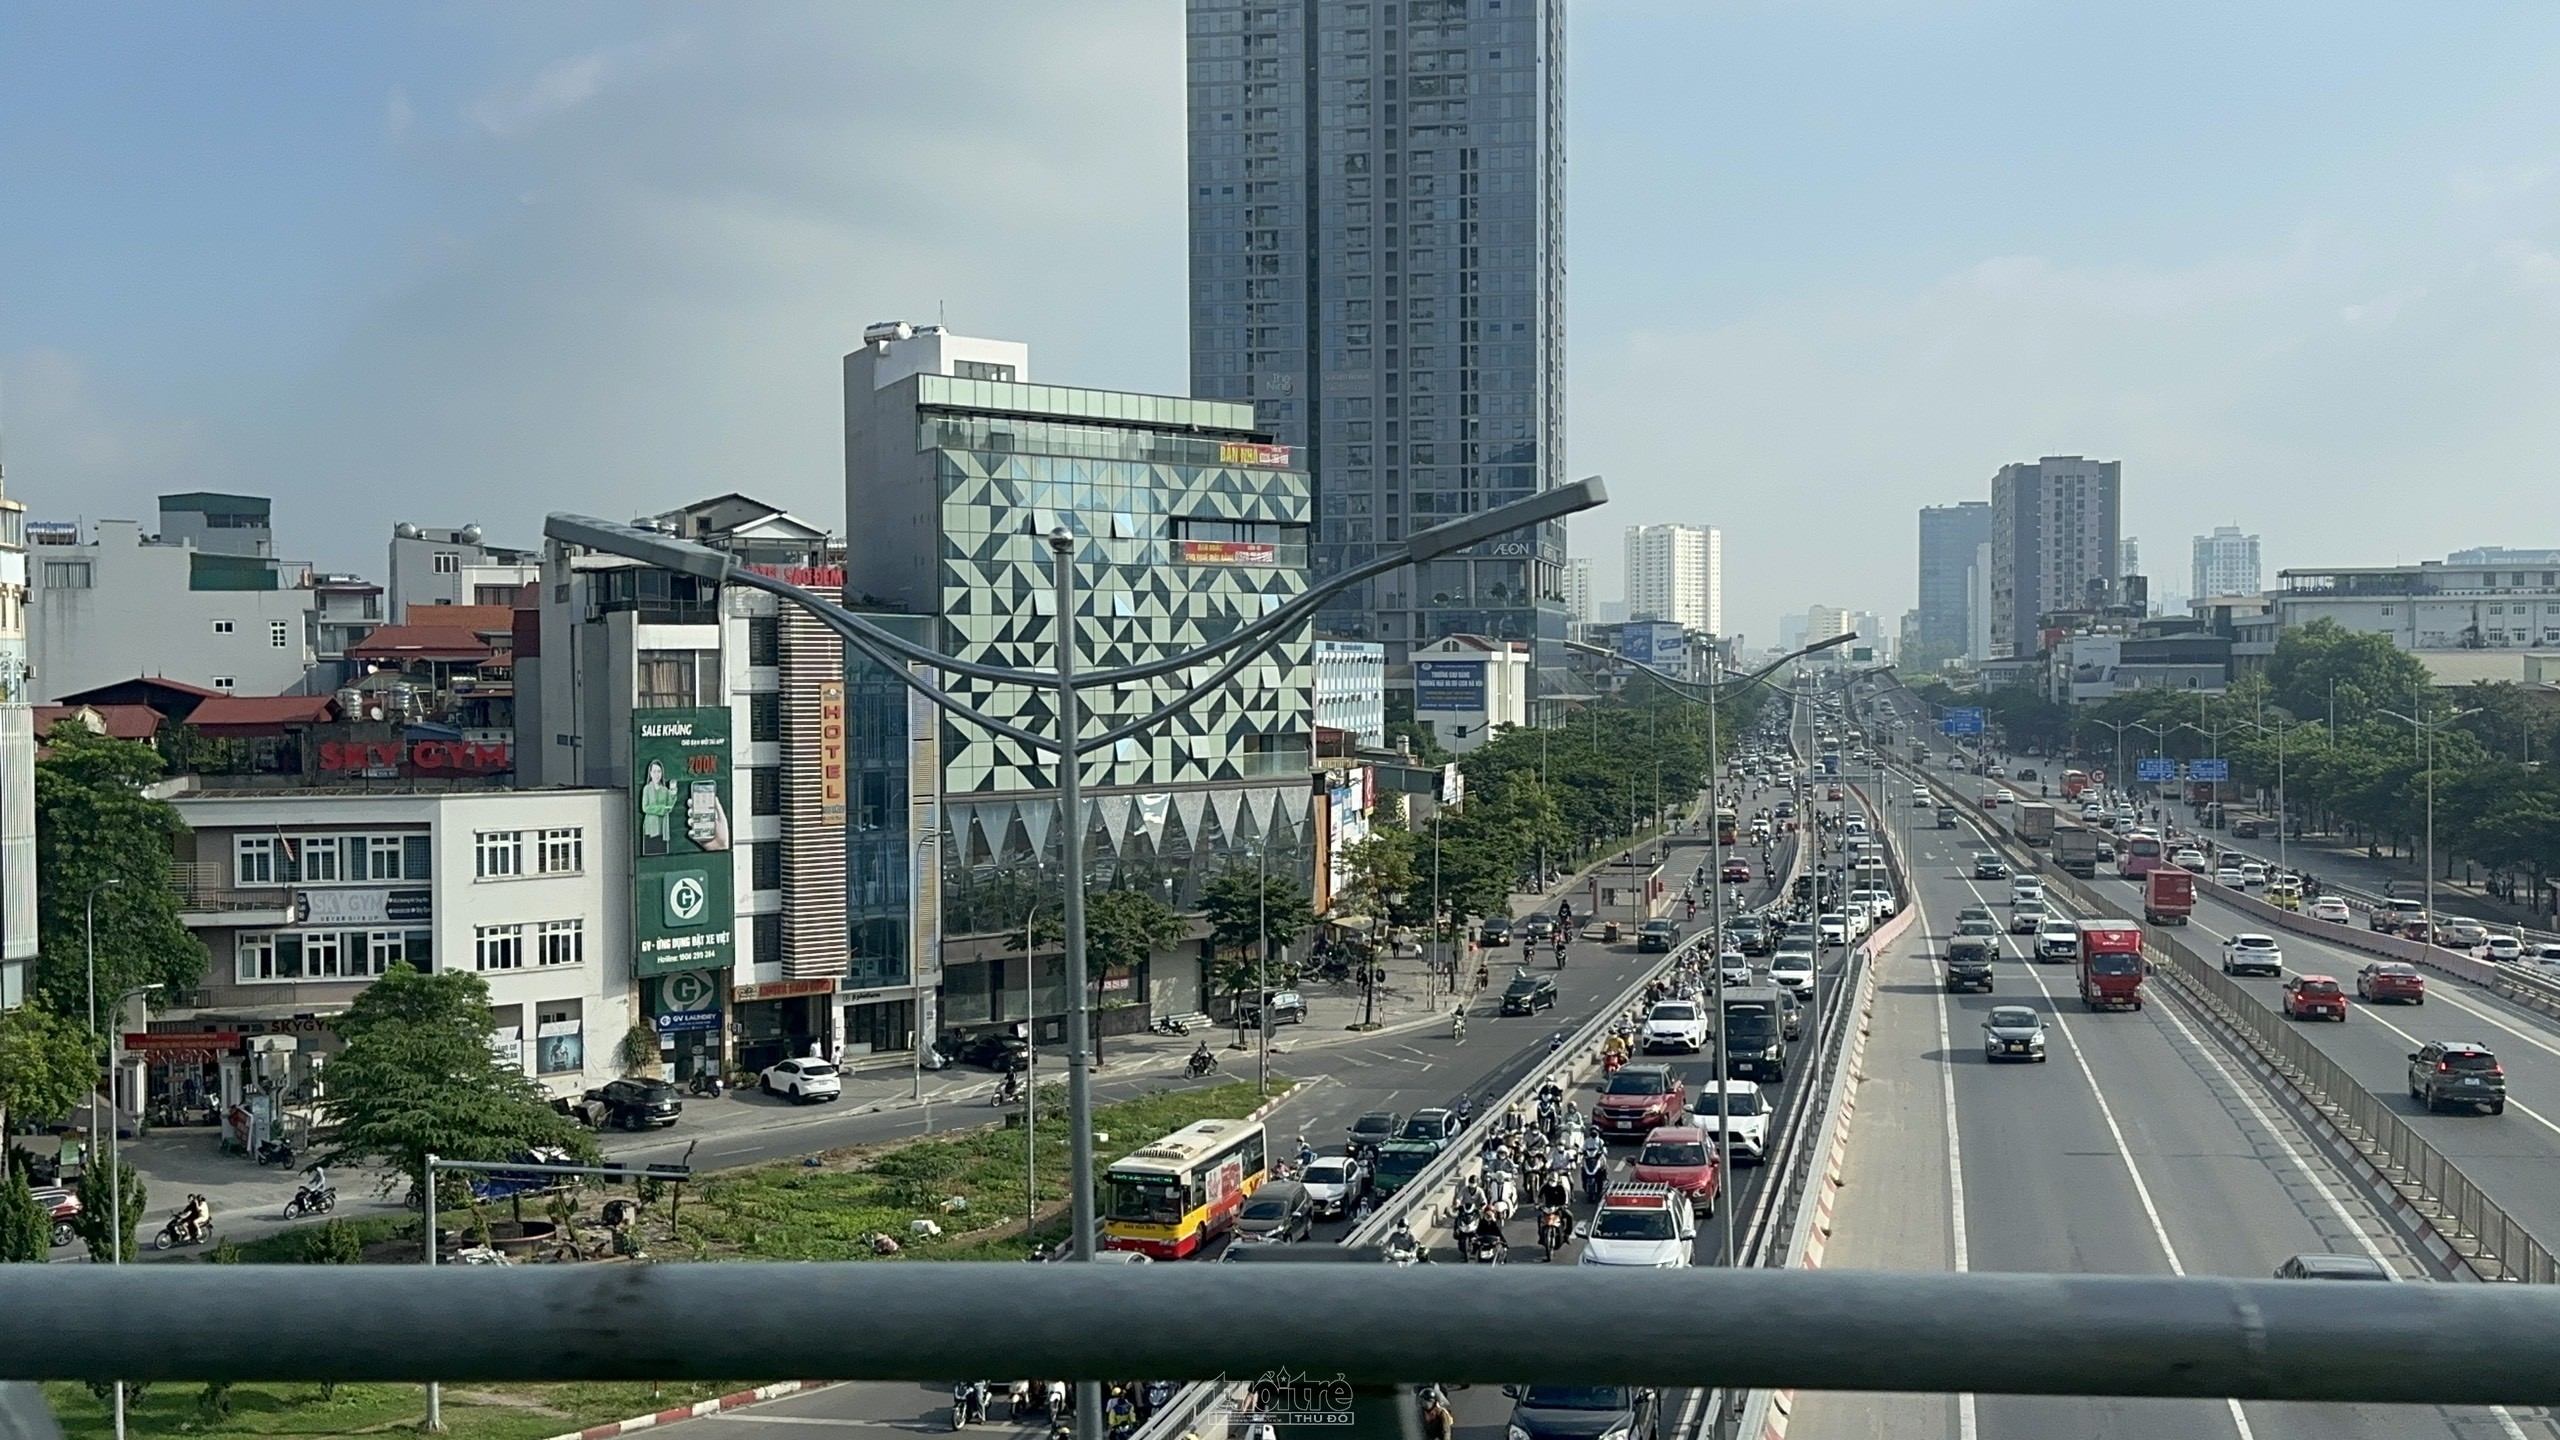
[[0, 468, 29, 1010], [1313, 640, 1387, 749], [1409, 634, 1532, 753], [30, 506, 321, 702], [388, 523, 540, 622], [2278, 556, 2560, 651], [149, 785, 631, 1146]]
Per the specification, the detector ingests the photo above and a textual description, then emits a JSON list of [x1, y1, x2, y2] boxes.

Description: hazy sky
[[6, 1, 2559, 647]]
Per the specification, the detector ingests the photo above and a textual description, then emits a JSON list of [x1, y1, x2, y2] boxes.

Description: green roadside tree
[[0, 1003, 94, 1141], [0, 1160, 50, 1262], [33, 722, 202, 1028], [1199, 863, 1313, 1028], [318, 963, 597, 1198], [71, 1157, 143, 1264]]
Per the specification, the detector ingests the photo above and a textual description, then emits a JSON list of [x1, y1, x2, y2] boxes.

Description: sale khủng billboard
[[632, 707, 736, 979]]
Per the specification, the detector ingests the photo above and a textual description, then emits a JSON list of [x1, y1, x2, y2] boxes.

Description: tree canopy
[[33, 723, 201, 1029]]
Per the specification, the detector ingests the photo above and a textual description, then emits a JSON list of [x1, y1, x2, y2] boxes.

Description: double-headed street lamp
[[550, 477, 1606, 1440], [2380, 704, 2481, 948]]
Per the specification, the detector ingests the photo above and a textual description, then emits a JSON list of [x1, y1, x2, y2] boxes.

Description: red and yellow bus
[[1715, 808, 1739, 846], [1103, 1118, 1269, 1258], [2060, 769, 2092, 800]]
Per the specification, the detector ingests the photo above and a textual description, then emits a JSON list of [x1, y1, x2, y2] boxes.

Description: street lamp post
[[549, 480, 1608, 1440], [83, 878, 127, 1440], [2381, 705, 2480, 947]]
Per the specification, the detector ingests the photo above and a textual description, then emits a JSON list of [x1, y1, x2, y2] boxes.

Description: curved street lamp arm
[[1564, 633, 1855, 704], [782, 590, 1065, 757]]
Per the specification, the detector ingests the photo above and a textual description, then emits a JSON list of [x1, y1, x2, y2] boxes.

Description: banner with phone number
[[632, 706, 736, 979]]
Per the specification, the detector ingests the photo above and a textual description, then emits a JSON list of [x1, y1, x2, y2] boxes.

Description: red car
[[1631, 1124, 1720, 1216], [1826, 786, 1845, 801], [1595, 1063, 1688, 1139], [2356, 963, 2425, 1005], [2283, 974, 2349, 1022], [1721, 859, 1753, 884]]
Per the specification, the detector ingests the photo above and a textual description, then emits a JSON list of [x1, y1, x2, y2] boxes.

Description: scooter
[[686, 1071, 725, 1098], [1150, 1014, 1189, 1036], [155, 1198, 212, 1250], [953, 1381, 989, 1430], [283, 1182, 337, 1219], [1184, 1050, 1219, 1079], [254, 1136, 296, 1167]]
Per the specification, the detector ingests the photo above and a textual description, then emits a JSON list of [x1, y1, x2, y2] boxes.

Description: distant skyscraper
[[1563, 557, 1592, 626], [2192, 525, 2261, 600], [1184, 0, 1569, 677], [2121, 536, 2140, 580], [1989, 456, 2123, 657], [1623, 524, 1722, 634], [1916, 502, 1991, 661]]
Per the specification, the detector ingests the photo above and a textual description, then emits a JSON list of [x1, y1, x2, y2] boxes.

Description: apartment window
[[367, 836, 407, 881], [753, 917, 783, 969], [40, 561, 92, 589], [747, 616, 780, 666], [752, 841, 782, 892], [474, 924, 525, 971], [236, 836, 283, 887], [954, 359, 1018, 383], [475, 830, 524, 879], [637, 649, 721, 709], [369, 929, 431, 975], [432, 551, 461, 575], [749, 690, 781, 743], [473, 584, 521, 606], [537, 828, 584, 875], [269, 620, 291, 649], [751, 766, 781, 816], [212, 677, 237, 692], [296, 836, 340, 883], [212, 620, 235, 635], [536, 919, 585, 968]]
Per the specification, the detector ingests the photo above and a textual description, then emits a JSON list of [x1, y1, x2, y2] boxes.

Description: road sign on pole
[[2136, 758, 2179, 783], [1942, 708, 1985, 736], [2188, 758, 2230, 782]]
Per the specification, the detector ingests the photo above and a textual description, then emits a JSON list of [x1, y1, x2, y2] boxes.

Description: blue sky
[[6, 2, 2559, 645]]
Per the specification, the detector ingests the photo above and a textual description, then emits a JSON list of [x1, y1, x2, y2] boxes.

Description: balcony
[[170, 863, 294, 928]]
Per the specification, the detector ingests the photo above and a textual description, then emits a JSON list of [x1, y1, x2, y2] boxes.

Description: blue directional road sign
[[1942, 708, 1985, 736], [2136, 758, 2179, 783], [2188, 758, 2230, 782]]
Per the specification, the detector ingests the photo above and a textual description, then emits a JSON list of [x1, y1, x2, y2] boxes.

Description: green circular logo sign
[[662, 969, 715, 1012], [667, 872, 709, 924]]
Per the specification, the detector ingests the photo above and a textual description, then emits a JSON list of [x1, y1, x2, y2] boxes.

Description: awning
[[1327, 914, 1378, 932]]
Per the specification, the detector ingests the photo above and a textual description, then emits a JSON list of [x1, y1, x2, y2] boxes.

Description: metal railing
[[1912, 752, 2560, 1286], [16, 1264, 2560, 1403]]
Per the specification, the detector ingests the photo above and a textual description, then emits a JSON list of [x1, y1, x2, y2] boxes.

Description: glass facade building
[[1185, 0, 1568, 674]]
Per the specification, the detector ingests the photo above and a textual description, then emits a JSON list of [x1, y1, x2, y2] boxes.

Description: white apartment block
[[2192, 526, 2262, 600], [1624, 524, 1722, 636], [1563, 557, 1593, 626], [2279, 556, 2560, 651], [29, 517, 318, 701], [389, 523, 541, 622]]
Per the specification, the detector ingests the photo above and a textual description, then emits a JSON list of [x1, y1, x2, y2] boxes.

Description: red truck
[[2078, 922, 2146, 1011], [2143, 867, 2195, 925]]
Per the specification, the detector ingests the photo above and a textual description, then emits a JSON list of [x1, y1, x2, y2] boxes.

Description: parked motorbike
[[686, 1071, 725, 1098], [953, 1381, 989, 1430], [254, 1136, 296, 1167], [1150, 1015, 1188, 1037]]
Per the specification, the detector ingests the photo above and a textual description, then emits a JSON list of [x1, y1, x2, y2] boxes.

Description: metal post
[[1048, 531, 1103, 1440], [85, 880, 124, 1440], [1026, 901, 1039, 1223], [1705, 655, 1733, 1280], [1257, 842, 1270, 1096], [2423, 723, 2436, 946], [424, 1155, 441, 1432]]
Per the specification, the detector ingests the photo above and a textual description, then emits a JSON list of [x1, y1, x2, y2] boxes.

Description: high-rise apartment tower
[[1989, 456, 2122, 658], [1623, 523, 1721, 636]]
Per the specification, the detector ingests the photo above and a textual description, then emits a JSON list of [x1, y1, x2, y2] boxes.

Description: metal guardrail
[[1910, 753, 2560, 1286], [17, 1264, 2560, 1403]]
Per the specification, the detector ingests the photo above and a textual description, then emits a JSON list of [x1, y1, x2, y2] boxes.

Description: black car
[[2409, 1042, 2506, 1115], [1238, 989, 1309, 1027], [1519, 913, 1557, 945], [1501, 973, 1559, 1015], [1972, 853, 2008, 880], [1637, 919, 1680, 953], [581, 1078, 682, 1130], [1481, 914, 1515, 946], [1346, 1111, 1403, 1153], [958, 1033, 1030, 1073], [1728, 916, 1772, 957], [1505, 1386, 1660, 1440], [2232, 819, 2261, 840], [1230, 1180, 1315, 1244], [2274, 1253, 2393, 1280]]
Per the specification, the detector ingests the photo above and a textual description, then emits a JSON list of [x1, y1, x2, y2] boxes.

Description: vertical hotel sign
[[632, 707, 735, 979], [817, 680, 847, 827]]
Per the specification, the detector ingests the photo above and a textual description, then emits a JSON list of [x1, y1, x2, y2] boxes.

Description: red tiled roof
[[398, 603, 518, 633], [346, 625, 495, 662], [33, 704, 162, 742], [186, 695, 340, 735]]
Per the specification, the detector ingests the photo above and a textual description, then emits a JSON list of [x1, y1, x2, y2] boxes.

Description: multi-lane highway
[[1785, 681, 2553, 1440]]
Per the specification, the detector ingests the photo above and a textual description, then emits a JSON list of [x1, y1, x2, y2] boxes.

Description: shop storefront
[[647, 969, 727, 1085], [123, 1031, 241, 1127], [839, 983, 920, 1063], [733, 977, 833, 1075]]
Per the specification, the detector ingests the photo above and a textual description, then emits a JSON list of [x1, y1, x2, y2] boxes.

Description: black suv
[[1727, 915, 1771, 956], [2409, 1041, 2506, 1115], [1972, 853, 2009, 880], [582, 1078, 682, 1130], [1505, 1386, 1660, 1440], [1501, 972, 1559, 1014], [1480, 914, 1515, 947], [1637, 919, 1680, 953]]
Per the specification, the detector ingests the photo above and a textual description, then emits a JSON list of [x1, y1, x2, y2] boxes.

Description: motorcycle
[[254, 1136, 296, 1167], [283, 1182, 338, 1219], [155, 1198, 212, 1250], [686, 1071, 725, 1098], [1150, 1014, 1188, 1036], [1184, 1049, 1219, 1080], [1465, 1216, 1508, 1265], [1537, 1203, 1571, 1260], [954, 1381, 989, 1430], [993, 1072, 1024, 1107]]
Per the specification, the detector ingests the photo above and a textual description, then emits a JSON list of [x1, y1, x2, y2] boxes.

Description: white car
[[1767, 952, 1816, 996], [1817, 914, 1847, 947], [2239, 862, 2268, 888], [1581, 1184, 1694, 1269], [2010, 876, 2045, 907], [1642, 999, 1710, 1054], [1718, 951, 1754, 989], [2308, 896, 2354, 923], [1694, 1080, 1771, 1163], [2213, 861, 2247, 888], [761, 1057, 842, 1104], [2220, 933, 2284, 977], [2035, 919, 2080, 962], [2484, 935, 2525, 963], [1298, 1155, 1367, 1219], [1996, 789, 2018, 805], [1850, 886, 1899, 919], [2172, 847, 2208, 870]]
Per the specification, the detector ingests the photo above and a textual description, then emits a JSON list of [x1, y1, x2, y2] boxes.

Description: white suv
[[761, 1057, 842, 1104], [1580, 1183, 1695, 1269], [1767, 951, 1816, 996], [2010, 875, 2045, 907], [1642, 999, 1709, 1055], [1695, 1080, 1771, 1164], [2219, 932, 2284, 977]]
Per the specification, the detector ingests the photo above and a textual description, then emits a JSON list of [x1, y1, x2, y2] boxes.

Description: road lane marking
[[1917, 882, 1979, 1440], [2185, 904, 2560, 1064]]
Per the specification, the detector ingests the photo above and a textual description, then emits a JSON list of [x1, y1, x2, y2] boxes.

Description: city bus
[[1103, 1118, 1269, 1258], [1715, 808, 1739, 846], [2060, 769, 2092, 800], [2117, 831, 2165, 880]]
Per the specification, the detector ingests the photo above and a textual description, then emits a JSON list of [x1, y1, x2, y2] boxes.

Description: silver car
[[1983, 1005, 2048, 1064]]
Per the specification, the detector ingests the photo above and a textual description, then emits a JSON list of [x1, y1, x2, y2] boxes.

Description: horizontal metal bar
[[429, 1158, 691, 1181], [8, 1266, 2560, 1404]]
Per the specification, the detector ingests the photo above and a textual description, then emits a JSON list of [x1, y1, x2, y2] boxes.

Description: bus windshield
[[1106, 1174, 1185, 1224], [2128, 838, 2162, 858]]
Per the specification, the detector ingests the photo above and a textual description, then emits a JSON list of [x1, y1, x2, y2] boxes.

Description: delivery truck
[[2053, 826, 2101, 878], [2014, 803, 2056, 848], [2142, 867, 2195, 926], [2077, 922, 2146, 1011]]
